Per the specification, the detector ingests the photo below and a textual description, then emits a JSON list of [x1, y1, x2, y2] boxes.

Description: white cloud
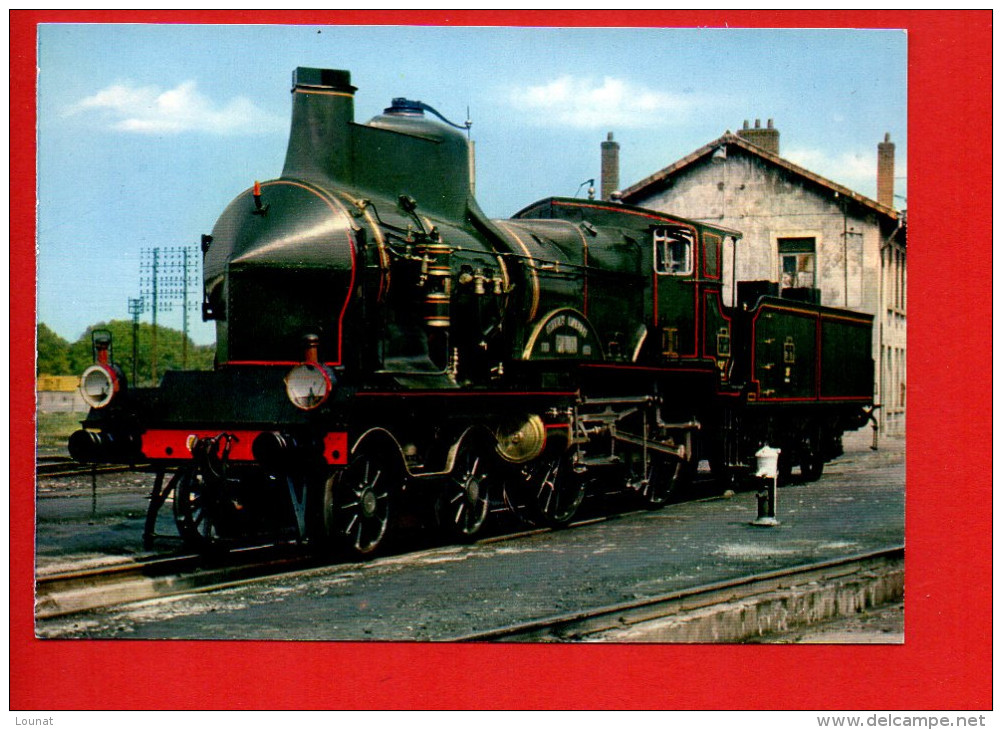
[[784, 146, 906, 197], [508, 75, 700, 129], [67, 80, 283, 135]]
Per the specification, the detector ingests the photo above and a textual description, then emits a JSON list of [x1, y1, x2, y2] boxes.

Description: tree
[[39, 320, 215, 386], [36, 323, 72, 375]]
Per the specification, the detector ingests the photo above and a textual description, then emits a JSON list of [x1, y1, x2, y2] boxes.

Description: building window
[[778, 237, 816, 289], [654, 227, 694, 275]]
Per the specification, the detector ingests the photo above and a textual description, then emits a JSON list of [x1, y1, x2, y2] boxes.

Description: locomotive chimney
[[737, 118, 780, 156], [877, 132, 895, 208], [601, 132, 620, 201], [282, 67, 357, 182]]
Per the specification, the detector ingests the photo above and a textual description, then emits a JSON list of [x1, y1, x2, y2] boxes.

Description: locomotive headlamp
[[79, 329, 121, 409], [284, 334, 335, 410], [79, 364, 119, 409], [285, 363, 333, 410]]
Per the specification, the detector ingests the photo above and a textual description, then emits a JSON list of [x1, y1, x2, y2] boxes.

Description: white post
[[752, 445, 781, 526]]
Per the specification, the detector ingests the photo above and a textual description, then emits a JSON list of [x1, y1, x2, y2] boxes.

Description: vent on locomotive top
[[382, 97, 472, 133]]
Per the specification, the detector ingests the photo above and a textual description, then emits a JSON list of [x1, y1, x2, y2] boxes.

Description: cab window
[[654, 227, 694, 275]]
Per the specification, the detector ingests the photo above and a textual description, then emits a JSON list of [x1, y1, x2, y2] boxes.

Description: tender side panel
[[746, 299, 873, 403], [750, 304, 818, 400], [820, 315, 874, 399]]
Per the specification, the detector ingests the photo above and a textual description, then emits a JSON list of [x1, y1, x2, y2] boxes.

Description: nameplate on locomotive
[[523, 309, 604, 361]]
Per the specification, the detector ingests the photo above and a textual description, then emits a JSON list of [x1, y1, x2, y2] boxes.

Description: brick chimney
[[877, 132, 895, 208], [601, 132, 620, 201], [737, 118, 780, 156]]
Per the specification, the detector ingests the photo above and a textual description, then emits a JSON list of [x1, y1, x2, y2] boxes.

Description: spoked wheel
[[512, 453, 585, 527], [323, 445, 397, 558], [435, 440, 494, 541], [625, 450, 684, 509], [172, 467, 228, 549]]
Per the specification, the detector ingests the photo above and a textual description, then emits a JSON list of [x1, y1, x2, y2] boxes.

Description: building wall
[[879, 237, 907, 435], [630, 148, 904, 435], [37, 374, 88, 413], [37, 389, 88, 413]]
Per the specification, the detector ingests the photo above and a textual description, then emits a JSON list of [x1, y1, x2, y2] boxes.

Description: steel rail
[[34, 542, 314, 620], [35, 468, 877, 627], [32, 471, 729, 612], [450, 545, 904, 642], [33, 506, 633, 620], [36, 458, 150, 478]]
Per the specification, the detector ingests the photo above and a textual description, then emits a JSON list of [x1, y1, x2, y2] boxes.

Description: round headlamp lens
[[285, 363, 332, 410], [80, 364, 117, 409]]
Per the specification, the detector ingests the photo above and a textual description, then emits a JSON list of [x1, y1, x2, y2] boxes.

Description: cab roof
[[512, 196, 743, 240]]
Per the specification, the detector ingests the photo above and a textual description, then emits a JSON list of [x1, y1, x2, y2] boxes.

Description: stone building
[[614, 121, 906, 435]]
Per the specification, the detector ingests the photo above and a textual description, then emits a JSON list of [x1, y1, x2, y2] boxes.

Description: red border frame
[[11, 10, 992, 710]]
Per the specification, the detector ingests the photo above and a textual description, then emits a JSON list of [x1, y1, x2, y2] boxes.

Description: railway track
[[33, 504, 649, 621], [36, 531, 904, 643], [36, 456, 144, 478], [451, 546, 905, 642], [34, 542, 315, 619]]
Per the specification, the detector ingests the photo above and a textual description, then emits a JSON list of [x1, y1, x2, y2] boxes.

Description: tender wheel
[[514, 453, 585, 527], [435, 440, 494, 540], [625, 450, 683, 509], [172, 467, 226, 549], [323, 445, 397, 557]]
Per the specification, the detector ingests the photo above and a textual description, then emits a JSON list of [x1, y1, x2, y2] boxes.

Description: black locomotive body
[[69, 68, 874, 555]]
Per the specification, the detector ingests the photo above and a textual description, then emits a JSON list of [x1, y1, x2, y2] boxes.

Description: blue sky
[[36, 24, 907, 346]]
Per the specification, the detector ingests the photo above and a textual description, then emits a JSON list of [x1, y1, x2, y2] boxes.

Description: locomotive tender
[[69, 68, 874, 555]]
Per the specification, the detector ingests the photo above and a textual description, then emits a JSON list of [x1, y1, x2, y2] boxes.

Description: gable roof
[[621, 132, 899, 223]]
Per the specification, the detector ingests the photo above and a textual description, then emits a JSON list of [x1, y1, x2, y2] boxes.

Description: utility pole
[[151, 249, 159, 383], [141, 245, 199, 382], [182, 247, 190, 368], [128, 297, 144, 386]]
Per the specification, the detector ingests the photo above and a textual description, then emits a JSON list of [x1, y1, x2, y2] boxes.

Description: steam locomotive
[[69, 68, 874, 556]]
